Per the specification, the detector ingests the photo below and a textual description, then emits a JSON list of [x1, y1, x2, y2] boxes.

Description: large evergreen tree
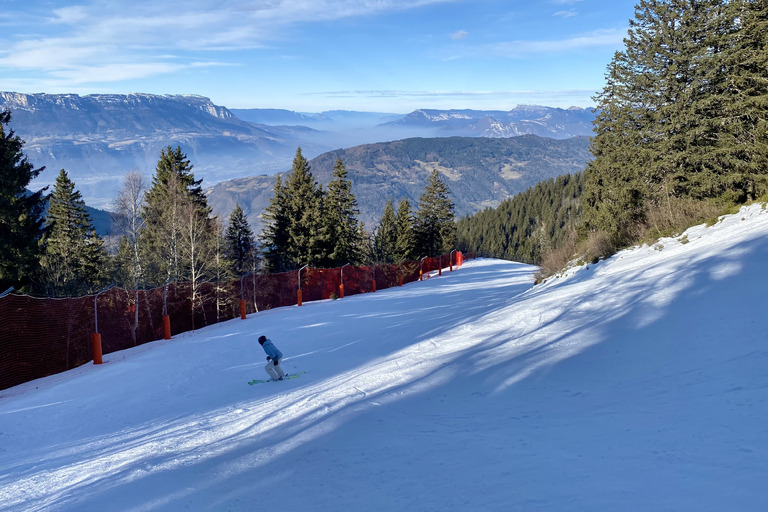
[[374, 198, 398, 263], [0, 109, 46, 291], [584, 0, 768, 246], [413, 169, 456, 257], [323, 158, 361, 267], [140, 146, 212, 286], [261, 174, 292, 273], [284, 147, 323, 268], [38, 169, 105, 296], [394, 198, 416, 262], [224, 203, 256, 275]]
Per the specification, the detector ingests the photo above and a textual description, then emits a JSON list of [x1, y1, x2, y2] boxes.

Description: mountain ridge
[[206, 135, 592, 233], [1, 92, 594, 217]]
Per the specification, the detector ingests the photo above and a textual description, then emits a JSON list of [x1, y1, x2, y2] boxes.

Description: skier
[[258, 335, 286, 381]]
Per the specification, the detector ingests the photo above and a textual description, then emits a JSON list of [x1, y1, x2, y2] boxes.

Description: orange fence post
[[297, 264, 308, 306], [91, 332, 103, 365], [339, 283, 345, 299], [239, 271, 252, 319], [163, 314, 171, 339], [372, 280, 376, 293], [398, 274, 403, 287], [91, 285, 113, 364]]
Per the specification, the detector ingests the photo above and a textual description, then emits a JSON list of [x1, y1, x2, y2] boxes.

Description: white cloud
[[554, 10, 578, 18], [0, 0, 457, 85], [451, 30, 469, 40], [450, 28, 626, 60]]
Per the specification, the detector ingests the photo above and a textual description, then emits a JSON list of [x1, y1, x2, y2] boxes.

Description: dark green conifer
[[140, 146, 211, 286], [374, 198, 398, 263], [413, 169, 456, 257], [0, 109, 46, 291], [584, 0, 768, 246], [284, 147, 322, 268], [394, 198, 415, 262], [324, 158, 361, 267], [261, 175, 292, 273], [224, 204, 256, 275], [39, 169, 105, 296]]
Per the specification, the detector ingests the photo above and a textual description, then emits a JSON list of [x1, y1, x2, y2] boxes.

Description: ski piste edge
[[248, 371, 305, 385]]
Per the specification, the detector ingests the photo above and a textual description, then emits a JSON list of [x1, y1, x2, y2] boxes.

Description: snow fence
[[0, 252, 470, 390]]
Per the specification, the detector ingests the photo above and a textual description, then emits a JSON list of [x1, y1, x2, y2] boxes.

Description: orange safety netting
[[0, 252, 472, 391]]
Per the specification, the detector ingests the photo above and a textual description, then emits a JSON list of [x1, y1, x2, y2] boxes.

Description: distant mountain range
[[1, 92, 595, 231], [206, 135, 592, 234], [0, 92, 321, 209]]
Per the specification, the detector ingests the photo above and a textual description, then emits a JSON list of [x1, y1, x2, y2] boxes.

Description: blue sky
[[0, 0, 637, 113]]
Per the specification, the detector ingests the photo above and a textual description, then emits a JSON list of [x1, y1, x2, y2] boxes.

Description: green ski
[[248, 372, 305, 385]]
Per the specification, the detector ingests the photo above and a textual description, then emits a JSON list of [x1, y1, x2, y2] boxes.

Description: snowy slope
[[1, 204, 767, 512]]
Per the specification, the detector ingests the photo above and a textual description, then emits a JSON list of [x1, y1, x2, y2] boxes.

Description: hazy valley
[[1, 92, 594, 232]]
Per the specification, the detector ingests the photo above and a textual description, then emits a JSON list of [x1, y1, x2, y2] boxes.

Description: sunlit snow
[[1, 204, 766, 511]]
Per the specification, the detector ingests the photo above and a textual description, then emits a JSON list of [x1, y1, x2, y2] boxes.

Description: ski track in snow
[[0, 204, 767, 511]]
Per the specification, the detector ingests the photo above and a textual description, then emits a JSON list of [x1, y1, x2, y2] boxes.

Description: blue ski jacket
[[261, 338, 283, 362]]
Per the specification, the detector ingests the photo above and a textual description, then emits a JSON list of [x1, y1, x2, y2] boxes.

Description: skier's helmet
[[258, 335, 266, 344]]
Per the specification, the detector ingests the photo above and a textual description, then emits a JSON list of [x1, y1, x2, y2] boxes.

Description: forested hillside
[[207, 135, 591, 232], [582, 0, 768, 247], [457, 174, 582, 265]]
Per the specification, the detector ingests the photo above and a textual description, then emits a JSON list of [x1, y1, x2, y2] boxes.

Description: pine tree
[[374, 198, 398, 263], [584, 0, 768, 246], [355, 220, 372, 265], [394, 198, 415, 262], [306, 183, 327, 267], [708, 0, 768, 199], [324, 158, 361, 267], [261, 174, 292, 273], [145, 146, 208, 212], [0, 109, 46, 291], [140, 146, 212, 286], [583, 46, 653, 246], [284, 147, 322, 268], [38, 169, 105, 296], [413, 169, 456, 257], [225, 203, 256, 275]]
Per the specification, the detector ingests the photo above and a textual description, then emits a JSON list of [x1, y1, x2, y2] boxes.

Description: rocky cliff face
[[0, 92, 308, 208]]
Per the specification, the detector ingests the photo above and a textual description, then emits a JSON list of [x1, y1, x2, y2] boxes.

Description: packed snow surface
[[1, 205, 767, 511]]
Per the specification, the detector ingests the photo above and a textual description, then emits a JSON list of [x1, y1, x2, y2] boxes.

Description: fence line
[[0, 252, 472, 391]]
